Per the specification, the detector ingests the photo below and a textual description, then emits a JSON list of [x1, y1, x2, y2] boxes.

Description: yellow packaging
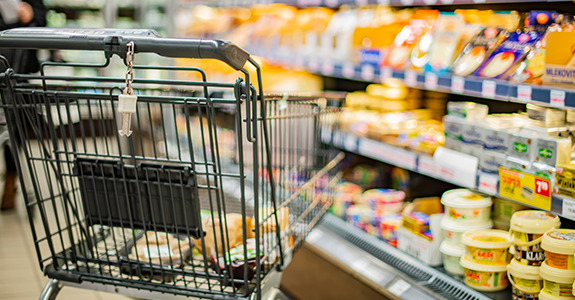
[[555, 164, 575, 195], [540, 261, 575, 297], [487, 11, 520, 32], [541, 229, 575, 270], [460, 256, 509, 291], [543, 31, 575, 86], [461, 230, 511, 265], [508, 259, 542, 297], [510, 210, 560, 266]]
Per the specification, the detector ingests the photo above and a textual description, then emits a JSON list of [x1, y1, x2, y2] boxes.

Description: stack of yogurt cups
[[439, 189, 493, 276], [508, 211, 561, 300]]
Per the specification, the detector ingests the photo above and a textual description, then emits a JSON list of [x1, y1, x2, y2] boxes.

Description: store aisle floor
[[0, 196, 131, 300]]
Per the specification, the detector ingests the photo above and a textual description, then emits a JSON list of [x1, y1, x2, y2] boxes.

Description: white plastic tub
[[461, 230, 511, 266], [440, 217, 492, 248], [441, 189, 492, 224], [460, 256, 509, 291], [440, 241, 465, 276]]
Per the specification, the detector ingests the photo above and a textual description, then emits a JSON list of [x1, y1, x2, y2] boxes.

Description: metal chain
[[124, 41, 135, 95]]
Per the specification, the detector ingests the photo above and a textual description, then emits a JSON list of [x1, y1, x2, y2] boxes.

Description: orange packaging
[[384, 10, 439, 70]]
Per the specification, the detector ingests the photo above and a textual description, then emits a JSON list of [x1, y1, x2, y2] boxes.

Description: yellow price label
[[499, 167, 551, 211]]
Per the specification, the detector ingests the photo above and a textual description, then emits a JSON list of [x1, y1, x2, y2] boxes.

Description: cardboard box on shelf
[[397, 197, 444, 266], [543, 31, 575, 86]]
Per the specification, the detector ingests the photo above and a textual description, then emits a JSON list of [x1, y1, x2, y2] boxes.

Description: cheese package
[[451, 27, 508, 76], [385, 10, 439, 70], [542, 30, 575, 85], [488, 11, 521, 32], [526, 11, 558, 34], [474, 31, 544, 79], [424, 13, 463, 73], [534, 136, 571, 167]]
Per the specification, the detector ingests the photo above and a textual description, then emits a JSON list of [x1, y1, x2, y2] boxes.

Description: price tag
[[550, 90, 566, 108], [377, 0, 390, 4], [400, 0, 414, 5], [451, 76, 465, 93], [359, 139, 417, 170], [478, 173, 499, 195], [562, 200, 575, 220], [308, 0, 322, 5], [499, 167, 552, 211], [325, 0, 339, 7], [388, 279, 411, 297], [482, 80, 496, 98], [321, 60, 334, 75], [517, 85, 532, 103], [425, 72, 438, 90], [417, 156, 438, 177], [342, 63, 355, 78], [405, 71, 418, 87], [440, 0, 453, 3], [355, 0, 368, 5], [344, 134, 358, 152], [423, 0, 436, 4], [361, 64, 375, 81], [308, 58, 319, 72], [380, 68, 393, 82], [295, 56, 305, 69]]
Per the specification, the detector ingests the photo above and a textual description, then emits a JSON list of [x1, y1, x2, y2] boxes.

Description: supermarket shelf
[[323, 128, 574, 220], [251, 49, 575, 110], [184, 0, 566, 7], [310, 214, 510, 300]]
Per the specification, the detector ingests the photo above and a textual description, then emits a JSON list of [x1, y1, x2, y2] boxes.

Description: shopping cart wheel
[[262, 288, 290, 300], [39, 279, 62, 300]]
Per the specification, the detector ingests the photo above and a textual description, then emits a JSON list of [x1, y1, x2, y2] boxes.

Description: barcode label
[[388, 279, 411, 296]]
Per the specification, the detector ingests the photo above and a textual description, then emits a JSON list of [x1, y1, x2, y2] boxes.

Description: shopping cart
[[0, 28, 343, 300]]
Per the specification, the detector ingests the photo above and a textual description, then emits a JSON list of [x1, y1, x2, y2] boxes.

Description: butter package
[[385, 10, 439, 70], [443, 115, 466, 148], [508, 130, 538, 162], [482, 126, 511, 154], [424, 13, 463, 73], [451, 27, 508, 76], [555, 164, 575, 195], [534, 136, 571, 167], [447, 101, 488, 120], [480, 151, 507, 174], [543, 31, 575, 85], [527, 104, 566, 127], [474, 31, 544, 79], [461, 122, 484, 151]]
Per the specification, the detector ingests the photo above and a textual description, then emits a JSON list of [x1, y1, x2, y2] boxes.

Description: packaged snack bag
[[452, 27, 508, 76], [385, 10, 439, 70], [474, 31, 543, 79], [424, 13, 463, 73]]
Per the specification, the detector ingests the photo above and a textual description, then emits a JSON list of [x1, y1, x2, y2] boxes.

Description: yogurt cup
[[462, 230, 511, 266], [441, 189, 492, 224], [440, 241, 465, 276], [440, 217, 493, 248], [508, 259, 542, 299], [460, 255, 509, 291], [540, 261, 575, 298], [541, 229, 575, 271]]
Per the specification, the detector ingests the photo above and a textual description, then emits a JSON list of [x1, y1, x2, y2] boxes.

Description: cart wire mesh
[[0, 51, 342, 299]]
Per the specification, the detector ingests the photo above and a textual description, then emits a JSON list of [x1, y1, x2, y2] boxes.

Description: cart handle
[[0, 28, 250, 71]]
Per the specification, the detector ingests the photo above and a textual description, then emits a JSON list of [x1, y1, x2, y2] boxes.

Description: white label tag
[[359, 139, 417, 170], [344, 134, 358, 152], [417, 155, 438, 177], [482, 80, 496, 98], [380, 68, 392, 82], [400, 0, 414, 5], [405, 71, 418, 87], [325, 0, 339, 6], [388, 279, 411, 297], [308, 58, 319, 72], [361, 64, 375, 81], [145, 246, 172, 259], [423, 0, 436, 4], [550, 90, 566, 108], [355, 0, 368, 5], [425, 72, 438, 90], [342, 63, 355, 78], [478, 173, 499, 195], [377, 0, 390, 4], [563, 200, 575, 220], [517, 85, 532, 103], [321, 60, 334, 75], [451, 76, 465, 94]]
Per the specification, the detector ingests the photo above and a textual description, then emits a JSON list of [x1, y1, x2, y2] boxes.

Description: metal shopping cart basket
[[0, 28, 343, 300]]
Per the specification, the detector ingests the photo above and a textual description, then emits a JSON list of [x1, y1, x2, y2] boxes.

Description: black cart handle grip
[[0, 28, 250, 70]]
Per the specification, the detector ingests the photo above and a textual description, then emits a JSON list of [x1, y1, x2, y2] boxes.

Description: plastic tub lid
[[440, 241, 466, 257], [459, 255, 507, 272], [461, 230, 512, 249], [440, 217, 493, 233], [539, 290, 575, 300], [441, 189, 492, 208], [507, 259, 541, 281], [541, 229, 575, 255], [510, 210, 560, 234], [540, 261, 575, 284]]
